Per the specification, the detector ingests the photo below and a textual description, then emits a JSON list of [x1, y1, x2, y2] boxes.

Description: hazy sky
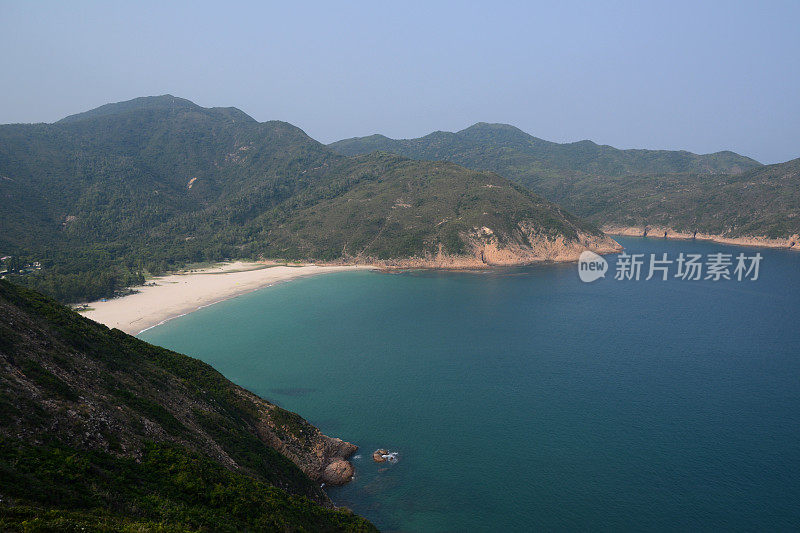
[[1, 1, 798, 163]]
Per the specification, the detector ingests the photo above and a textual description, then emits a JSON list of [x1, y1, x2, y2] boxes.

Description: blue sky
[[0, 0, 797, 163]]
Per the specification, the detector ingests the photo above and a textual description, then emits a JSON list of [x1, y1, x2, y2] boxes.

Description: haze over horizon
[[1, 0, 798, 164]]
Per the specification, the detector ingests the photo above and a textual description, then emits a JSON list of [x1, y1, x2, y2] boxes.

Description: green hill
[[549, 158, 800, 238], [0, 94, 334, 251], [328, 124, 800, 239], [0, 97, 616, 302], [258, 152, 618, 265], [0, 279, 375, 531], [0, 95, 339, 300]]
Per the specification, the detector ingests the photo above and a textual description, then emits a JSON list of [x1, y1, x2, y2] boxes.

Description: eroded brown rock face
[[323, 459, 355, 485], [350, 225, 622, 269], [464, 225, 622, 265]]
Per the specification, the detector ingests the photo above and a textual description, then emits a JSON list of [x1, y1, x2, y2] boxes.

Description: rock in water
[[322, 459, 355, 485], [373, 449, 389, 462]]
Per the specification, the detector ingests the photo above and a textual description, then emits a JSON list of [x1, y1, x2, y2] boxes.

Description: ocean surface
[[140, 237, 800, 531]]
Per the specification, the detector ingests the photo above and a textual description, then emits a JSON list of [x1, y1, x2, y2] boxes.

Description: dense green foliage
[[519, 158, 800, 237], [0, 279, 376, 531], [0, 442, 371, 532], [0, 97, 600, 302], [0, 95, 338, 301], [329, 123, 800, 238], [255, 152, 601, 261]]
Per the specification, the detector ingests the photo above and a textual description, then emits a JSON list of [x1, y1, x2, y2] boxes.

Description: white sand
[[80, 262, 371, 335]]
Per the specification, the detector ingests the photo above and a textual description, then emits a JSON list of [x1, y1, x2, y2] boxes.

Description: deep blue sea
[[140, 237, 800, 531]]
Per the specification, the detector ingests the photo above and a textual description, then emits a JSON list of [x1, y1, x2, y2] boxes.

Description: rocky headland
[[604, 225, 800, 251]]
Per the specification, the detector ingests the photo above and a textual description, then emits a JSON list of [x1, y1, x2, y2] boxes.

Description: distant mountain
[[0, 95, 330, 250], [0, 97, 614, 302], [58, 94, 209, 123], [561, 158, 800, 239], [329, 123, 800, 239], [0, 279, 375, 530], [330, 122, 762, 177]]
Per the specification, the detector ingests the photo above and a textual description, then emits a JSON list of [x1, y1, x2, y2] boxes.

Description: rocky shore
[[239, 387, 358, 487], [604, 225, 800, 251], [331, 229, 622, 270]]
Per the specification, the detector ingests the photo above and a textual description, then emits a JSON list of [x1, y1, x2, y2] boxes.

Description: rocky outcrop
[[323, 459, 355, 485], [372, 449, 399, 464], [603, 225, 800, 251], [238, 388, 358, 486], [466, 225, 622, 264], [353, 225, 621, 269], [372, 449, 389, 462]]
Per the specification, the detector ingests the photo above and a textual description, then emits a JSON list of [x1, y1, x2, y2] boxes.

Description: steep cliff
[[0, 280, 374, 531]]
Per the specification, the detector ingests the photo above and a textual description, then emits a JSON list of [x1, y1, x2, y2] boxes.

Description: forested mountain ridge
[[0, 95, 342, 300], [330, 122, 762, 177], [0, 279, 376, 531], [328, 124, 800, 241], [0, 94, 334, 249], [55, 94, 235, 124], [582, 158, 800, 239], [0, 97, 616, 302]]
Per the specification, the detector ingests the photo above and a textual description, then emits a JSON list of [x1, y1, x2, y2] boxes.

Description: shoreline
[[604, 225, 800, 251], [78, 238, 621, 335], [79, 262, 373, 335]]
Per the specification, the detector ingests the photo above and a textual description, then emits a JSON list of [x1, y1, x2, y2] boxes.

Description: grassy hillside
[[0, 97, 613, 302], [0, 279, 375, 531]]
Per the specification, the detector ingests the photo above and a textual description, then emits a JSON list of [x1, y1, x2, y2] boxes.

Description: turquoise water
[[140, 237, 800, 531]]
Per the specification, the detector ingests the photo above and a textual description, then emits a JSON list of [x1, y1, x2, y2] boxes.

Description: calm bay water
[[140, 237, 800, 531]]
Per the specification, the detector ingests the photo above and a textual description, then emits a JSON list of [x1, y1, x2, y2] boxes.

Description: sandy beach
[[80, 262, 371, 335]]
